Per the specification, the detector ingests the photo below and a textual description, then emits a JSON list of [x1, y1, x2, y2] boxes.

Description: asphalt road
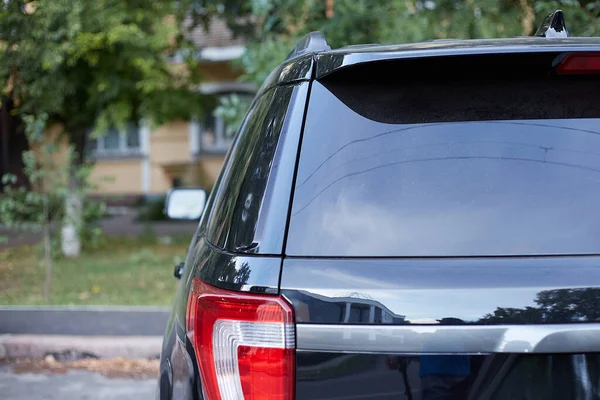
[[0, 364, 155, 400], [0, 307, 170, 336]]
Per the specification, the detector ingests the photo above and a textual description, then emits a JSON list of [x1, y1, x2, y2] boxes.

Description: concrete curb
[[0, 334, 162, 360]]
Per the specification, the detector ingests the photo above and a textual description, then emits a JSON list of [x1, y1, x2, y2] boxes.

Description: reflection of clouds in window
[[293, 154, 600, 218], [316, 189, 507, 256], [290, 170, 600, 256], [289, 116, 600, 256], [298, 137, 600, 191], [294, 121, 600, 211], [301, 263, 397, 290], [296, 123, 439, 188]]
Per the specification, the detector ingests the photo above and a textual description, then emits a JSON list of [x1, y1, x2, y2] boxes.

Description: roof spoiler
[[535, 9, 568, 38]]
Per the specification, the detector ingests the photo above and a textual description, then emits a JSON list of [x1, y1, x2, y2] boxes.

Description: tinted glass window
[[287, 70, 600, 257], [206, 86, 294, 252], [295, 353, 600, 400]]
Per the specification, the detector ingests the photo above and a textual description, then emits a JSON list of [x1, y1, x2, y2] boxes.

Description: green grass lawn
[[0, 235, 189, 306]]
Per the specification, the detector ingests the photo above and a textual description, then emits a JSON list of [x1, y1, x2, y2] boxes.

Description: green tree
[[0, 113, 107, 302], [0, 0, 205, 256], [189, 0, 600, 122]]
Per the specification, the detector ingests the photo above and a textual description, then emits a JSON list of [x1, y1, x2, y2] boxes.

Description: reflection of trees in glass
[[199, 250, 251, 291], [479, 288, 600, 324], [217, 260, 251, 291]]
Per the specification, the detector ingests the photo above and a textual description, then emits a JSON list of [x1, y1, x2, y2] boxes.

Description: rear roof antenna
[[535, 9, 568, 38], [285, 31, 331, 60]]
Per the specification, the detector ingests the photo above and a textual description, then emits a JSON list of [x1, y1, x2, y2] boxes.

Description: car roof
[[258, 36, 600, 95], [315, 37, 600, 78], [326, 37, 600, 55]]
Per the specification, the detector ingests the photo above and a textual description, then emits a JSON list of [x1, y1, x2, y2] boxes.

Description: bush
[[0, 185, 62, 229], [135, 195, 167, 222], [1, 181, 108, 256], [80, 200, 108, 250]]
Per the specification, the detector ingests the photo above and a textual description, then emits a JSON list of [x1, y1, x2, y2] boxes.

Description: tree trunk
[[519, 0, 535, 36], [61, 130, 86, 258], [43, 199, 52, 303], [1, 98, 10, 182], [61, 178, 82, 257]]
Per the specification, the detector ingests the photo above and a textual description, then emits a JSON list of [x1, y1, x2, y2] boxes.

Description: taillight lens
[[187, 278, 295, 400], [556, 53, 600, 75]]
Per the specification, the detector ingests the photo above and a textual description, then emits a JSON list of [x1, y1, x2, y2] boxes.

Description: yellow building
[[85, 20, 254, 201], [0, 21, 252, 201]]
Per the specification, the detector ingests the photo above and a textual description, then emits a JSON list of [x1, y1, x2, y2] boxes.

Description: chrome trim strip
[[296, 323, 600, 354]]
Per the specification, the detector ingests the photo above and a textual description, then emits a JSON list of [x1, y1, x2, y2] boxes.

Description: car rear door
[[282, 49, 600, 399]]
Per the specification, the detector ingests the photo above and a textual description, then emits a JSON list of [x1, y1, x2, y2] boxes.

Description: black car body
[[158, 11, 600, 400]]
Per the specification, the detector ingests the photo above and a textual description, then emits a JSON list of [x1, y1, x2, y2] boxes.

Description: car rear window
[[286, 53, 600, 257]]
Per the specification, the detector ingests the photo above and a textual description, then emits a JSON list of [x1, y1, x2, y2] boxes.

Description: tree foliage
[[188, 0, 600, 88], [0, 0, 206, 256], [0, 0, 205, 155], [183, 0, 600, 131]]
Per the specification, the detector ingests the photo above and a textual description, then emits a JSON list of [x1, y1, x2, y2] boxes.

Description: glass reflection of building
[[289, 290, 406, 324]]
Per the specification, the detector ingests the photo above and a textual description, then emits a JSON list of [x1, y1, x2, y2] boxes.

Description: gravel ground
[[0, 359, 157, 400]]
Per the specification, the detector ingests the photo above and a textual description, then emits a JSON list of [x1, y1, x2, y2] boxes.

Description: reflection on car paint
[[281, 257, 600, 325]]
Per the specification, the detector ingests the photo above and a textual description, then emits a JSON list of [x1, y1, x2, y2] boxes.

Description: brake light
[[556, 53, 600, 75], [186, 278, 295, 400]]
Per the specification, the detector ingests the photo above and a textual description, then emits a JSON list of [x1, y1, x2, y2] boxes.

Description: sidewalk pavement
[[0, 334, 162, 360], [0, 306, 168, 361]]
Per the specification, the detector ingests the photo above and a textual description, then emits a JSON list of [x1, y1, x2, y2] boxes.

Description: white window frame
[[90, 124, 142, 157], [204, 109, 227, 152]]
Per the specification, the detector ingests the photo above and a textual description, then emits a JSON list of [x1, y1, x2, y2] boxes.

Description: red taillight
[[186, 278, 295, 400], [556, 53, 600, 75]]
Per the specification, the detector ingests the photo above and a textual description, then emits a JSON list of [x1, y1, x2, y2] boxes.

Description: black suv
[[158, 10, 600, 400]]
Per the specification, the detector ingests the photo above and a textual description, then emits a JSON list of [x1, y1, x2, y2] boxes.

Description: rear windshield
[[286, 53, 600, 257]]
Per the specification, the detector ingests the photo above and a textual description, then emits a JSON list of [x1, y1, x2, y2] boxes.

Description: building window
[[346, 304, 372, 323], [199, 92, 253, 154], [89, 123, 141, 156]]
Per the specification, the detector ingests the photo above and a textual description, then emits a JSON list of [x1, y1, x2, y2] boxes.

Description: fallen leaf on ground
[[78, 292, 90, 300]]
